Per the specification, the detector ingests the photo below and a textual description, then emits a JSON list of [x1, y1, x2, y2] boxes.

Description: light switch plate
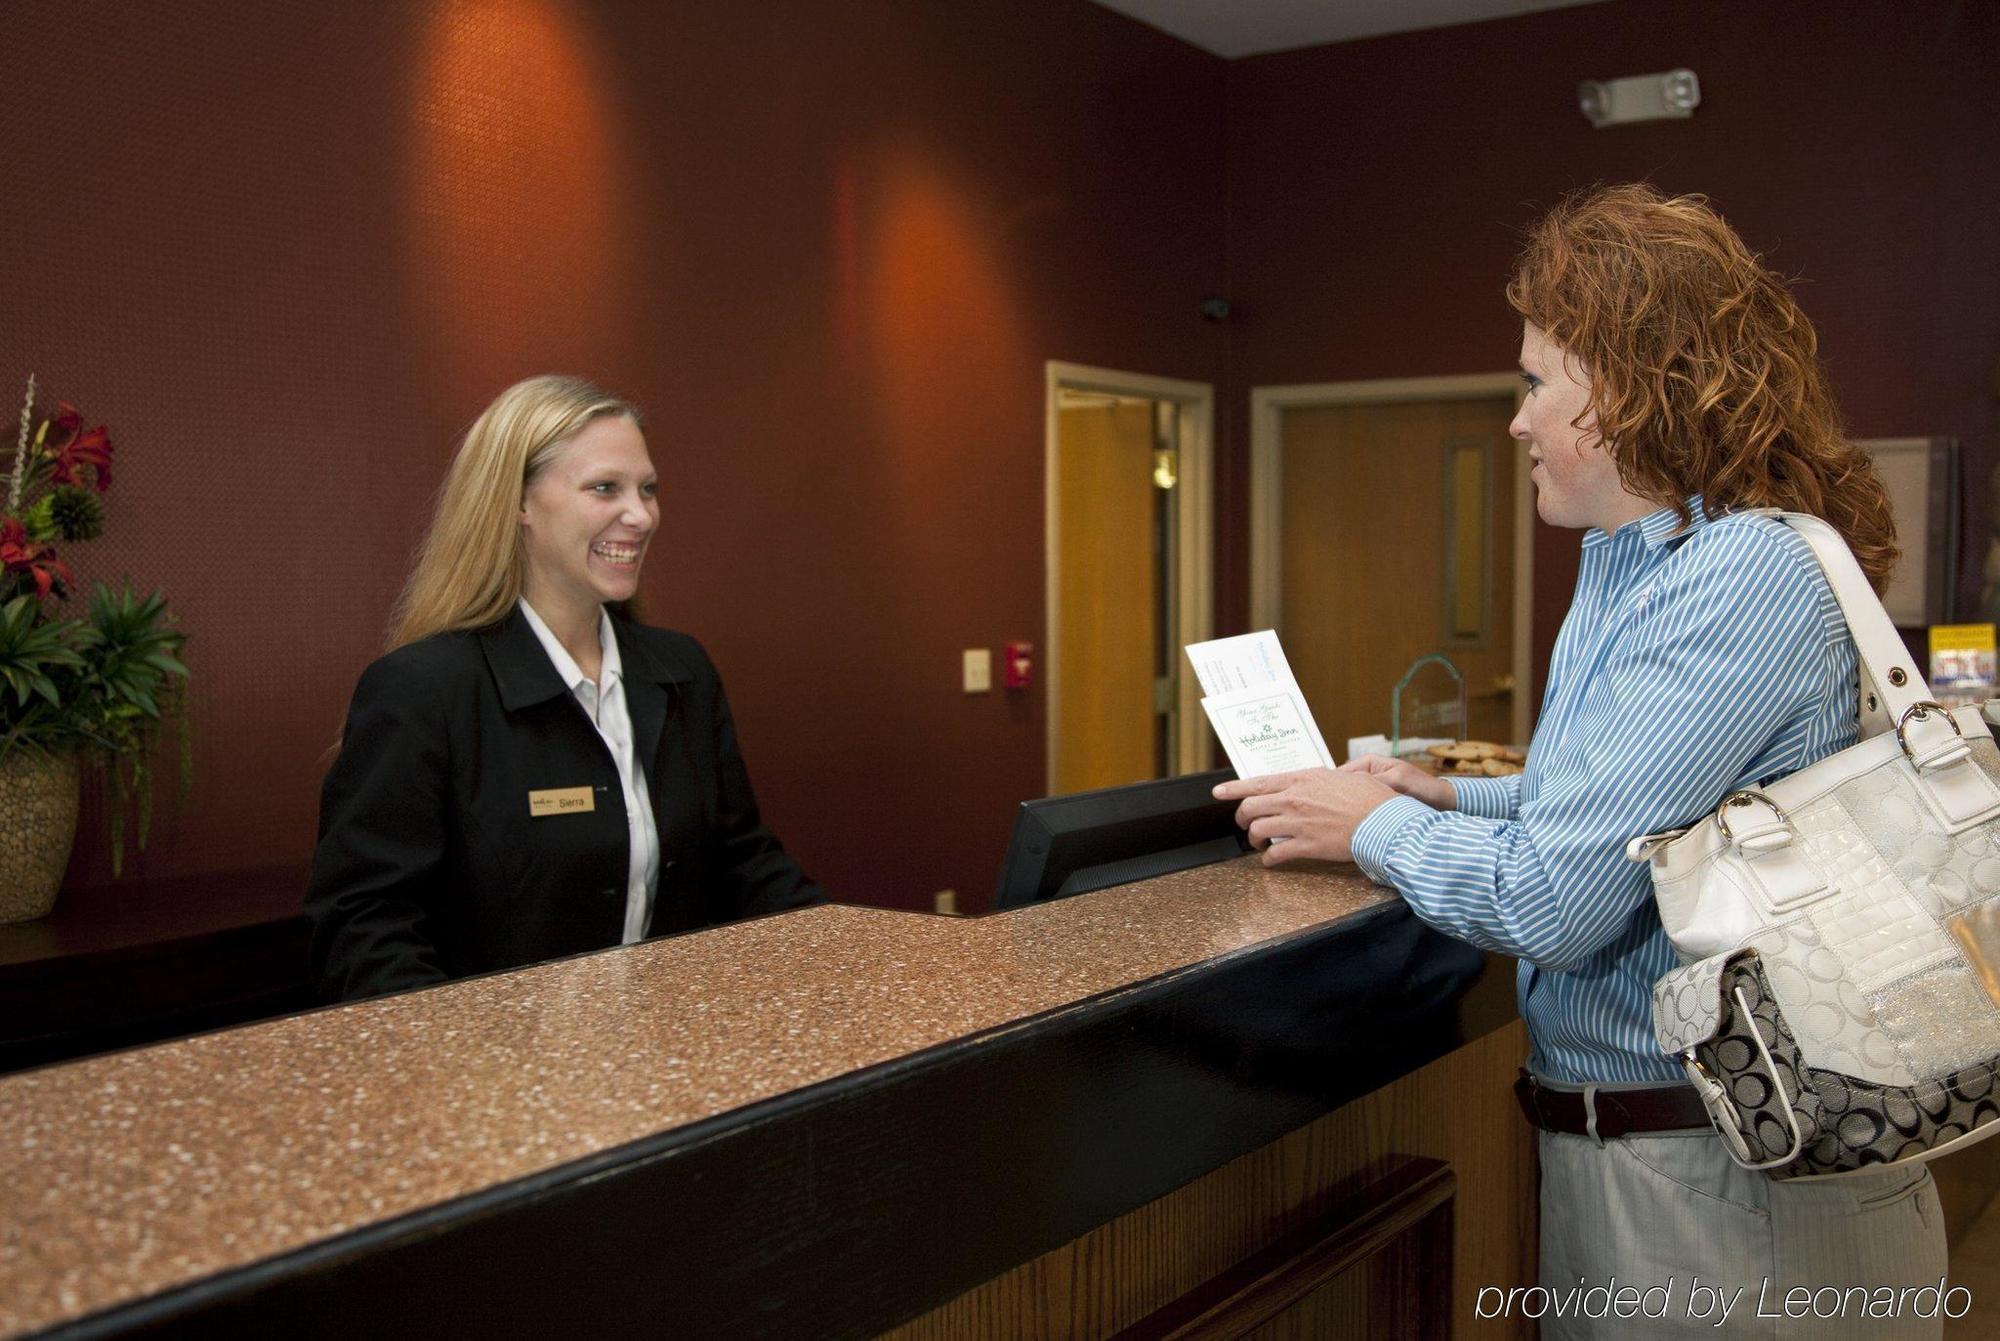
[[962, 648, 991, 693]]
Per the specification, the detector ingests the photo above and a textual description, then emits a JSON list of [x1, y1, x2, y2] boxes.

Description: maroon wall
[[5, 0, 1992, 918], [1220, 0, 2000, 696], [1, 0, 1225, 910]]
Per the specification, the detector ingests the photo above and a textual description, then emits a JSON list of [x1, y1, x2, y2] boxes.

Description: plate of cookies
[[1420, 741, 1526, 777]]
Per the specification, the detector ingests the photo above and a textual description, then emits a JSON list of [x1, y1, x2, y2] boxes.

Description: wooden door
[[1279, 398, 1518, 756], [1054, 400, 1160, 793]]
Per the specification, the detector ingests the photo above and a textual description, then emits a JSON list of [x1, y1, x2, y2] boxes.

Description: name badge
[[528, 786, 596, 817]]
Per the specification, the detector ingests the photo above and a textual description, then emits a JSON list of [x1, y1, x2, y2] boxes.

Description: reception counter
[[1, 856, 1529, 1339]]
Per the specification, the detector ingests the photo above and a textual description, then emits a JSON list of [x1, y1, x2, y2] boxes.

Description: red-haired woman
[[1217, 185, 1946, 1333]]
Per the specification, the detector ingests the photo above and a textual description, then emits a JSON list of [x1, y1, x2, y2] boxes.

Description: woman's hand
[[1337, 754, 1457, 811], [1211, 768, 1401, 866]]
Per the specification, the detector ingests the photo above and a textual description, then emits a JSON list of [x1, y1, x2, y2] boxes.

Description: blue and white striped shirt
[[1350, 499, 1859, 1083]]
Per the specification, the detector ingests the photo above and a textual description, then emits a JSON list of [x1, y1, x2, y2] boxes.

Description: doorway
[[1250, 375, 1531, 756], [1046, 363, 1214, 795]]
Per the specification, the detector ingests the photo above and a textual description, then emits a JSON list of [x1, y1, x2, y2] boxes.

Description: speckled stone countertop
[[0, 856, 1389, 1338]]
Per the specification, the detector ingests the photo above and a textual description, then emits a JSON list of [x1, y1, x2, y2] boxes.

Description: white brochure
[[1185, 630, 1335, 777], [1201, 685, 1328, 778]]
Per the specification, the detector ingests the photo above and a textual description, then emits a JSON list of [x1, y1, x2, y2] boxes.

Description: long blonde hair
[[389, 374, 642, 649]]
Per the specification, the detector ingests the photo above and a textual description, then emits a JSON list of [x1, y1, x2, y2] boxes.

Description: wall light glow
[[407, 0, 630, 400], [862, 150, 1029, 460]]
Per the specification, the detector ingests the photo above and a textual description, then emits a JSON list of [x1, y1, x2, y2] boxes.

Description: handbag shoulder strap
[[1757, 511, 1936, 728]]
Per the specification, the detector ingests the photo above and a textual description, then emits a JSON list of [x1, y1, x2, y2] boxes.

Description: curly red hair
[[1506, 184, 1897, 591]]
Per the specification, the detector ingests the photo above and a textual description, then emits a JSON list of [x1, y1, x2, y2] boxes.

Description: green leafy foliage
[[51, 585, 184, 746], [0, 594, 86, 728], [19, 495, 57, 542], [70, 585, 189, 875]]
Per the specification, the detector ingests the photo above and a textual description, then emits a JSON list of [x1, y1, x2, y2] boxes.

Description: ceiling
[[1088, 0, 1609, 58]]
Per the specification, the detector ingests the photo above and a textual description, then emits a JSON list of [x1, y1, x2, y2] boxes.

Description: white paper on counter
[[1200, 685, 1329, 779]]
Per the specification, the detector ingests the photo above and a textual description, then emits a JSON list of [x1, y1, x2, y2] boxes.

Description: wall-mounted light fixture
[[1578, 69, 1701, 128]]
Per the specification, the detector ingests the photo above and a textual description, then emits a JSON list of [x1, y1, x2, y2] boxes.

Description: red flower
[[0, 517, 73, 600], [48, 401, 113, 493]]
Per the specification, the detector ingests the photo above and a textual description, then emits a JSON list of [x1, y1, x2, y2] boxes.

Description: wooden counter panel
[[887, 1019, 1533, 1340]]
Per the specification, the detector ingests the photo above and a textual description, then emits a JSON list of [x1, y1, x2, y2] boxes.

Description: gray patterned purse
[[1631, 512, 2000, 1179]]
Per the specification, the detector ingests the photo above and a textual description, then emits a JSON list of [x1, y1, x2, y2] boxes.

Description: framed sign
[[1858, 437, 1957, 626]]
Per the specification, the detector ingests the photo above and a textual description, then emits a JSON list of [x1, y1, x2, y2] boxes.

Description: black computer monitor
[[991, 768, 1249, 910]]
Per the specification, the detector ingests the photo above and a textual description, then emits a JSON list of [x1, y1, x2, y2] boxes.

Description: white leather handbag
[[1633, 511, 2000, 1179]]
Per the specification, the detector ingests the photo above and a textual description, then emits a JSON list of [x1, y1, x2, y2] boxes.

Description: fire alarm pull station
[[1004, 641, 1033, 690]]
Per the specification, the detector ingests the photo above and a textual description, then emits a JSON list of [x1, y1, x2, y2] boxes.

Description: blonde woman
[[306, 375, 822, 1001]]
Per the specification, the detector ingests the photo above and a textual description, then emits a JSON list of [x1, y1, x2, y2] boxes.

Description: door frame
[[1249, 374, 1532, 747], [1045, 361, 1215, 793]]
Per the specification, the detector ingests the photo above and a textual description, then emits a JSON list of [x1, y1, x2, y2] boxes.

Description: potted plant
[[0, 375, 188, 923]]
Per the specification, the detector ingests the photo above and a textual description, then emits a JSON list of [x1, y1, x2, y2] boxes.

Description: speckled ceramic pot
[[0, 748, 80, 923]]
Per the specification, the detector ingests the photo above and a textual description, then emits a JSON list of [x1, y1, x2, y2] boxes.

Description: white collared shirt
[[519, 600, 661, 945]]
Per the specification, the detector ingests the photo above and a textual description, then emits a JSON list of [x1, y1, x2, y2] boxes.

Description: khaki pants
[[1534, 1128, 1952, 1338]]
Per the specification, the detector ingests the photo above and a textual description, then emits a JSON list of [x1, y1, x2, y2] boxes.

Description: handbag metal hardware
[[1896, 699, 1964, 767], [1713, 789, 1788, 842], [1713, 789, 1794, 853]]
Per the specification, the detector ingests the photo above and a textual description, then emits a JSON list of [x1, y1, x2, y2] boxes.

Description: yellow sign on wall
[[1930, 624, 1997, 709]]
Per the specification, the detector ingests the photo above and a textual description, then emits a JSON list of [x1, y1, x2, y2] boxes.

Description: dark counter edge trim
[[35, 899, 1515, 1341]]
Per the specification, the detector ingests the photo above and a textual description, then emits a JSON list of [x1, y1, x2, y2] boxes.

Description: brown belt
[[1513, 1069, 1711, 1138]]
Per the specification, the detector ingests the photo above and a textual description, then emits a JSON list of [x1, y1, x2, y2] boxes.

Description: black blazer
[[305, 608, 824, 1001]]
